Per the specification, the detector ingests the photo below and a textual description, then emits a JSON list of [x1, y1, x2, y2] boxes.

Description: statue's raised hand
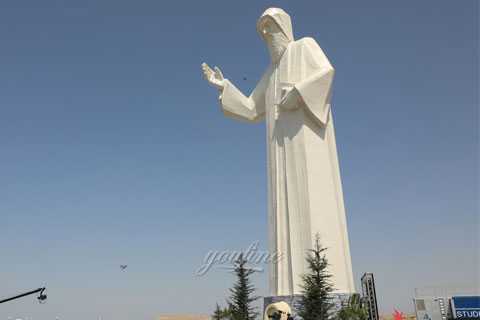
[[202, 63, 225, 91]]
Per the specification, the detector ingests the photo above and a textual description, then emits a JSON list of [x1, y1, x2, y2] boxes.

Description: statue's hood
[[256, 8, 294, 42]]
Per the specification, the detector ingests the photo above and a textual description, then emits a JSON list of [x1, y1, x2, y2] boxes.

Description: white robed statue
[[202, 8, 354, 297]]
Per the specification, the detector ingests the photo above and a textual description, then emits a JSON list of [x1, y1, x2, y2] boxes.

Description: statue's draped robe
[[219, 37, 355, 296]]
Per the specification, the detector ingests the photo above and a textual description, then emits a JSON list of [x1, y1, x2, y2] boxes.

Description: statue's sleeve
[[219, 68, 269, 123], [294, 37, 335, 127]]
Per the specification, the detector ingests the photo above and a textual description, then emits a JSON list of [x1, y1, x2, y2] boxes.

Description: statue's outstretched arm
[[220, 74, 267, 123], [202, 62, 268, 123]]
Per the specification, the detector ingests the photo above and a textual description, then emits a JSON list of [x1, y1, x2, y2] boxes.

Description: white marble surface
[[202, 7, 354, 296]]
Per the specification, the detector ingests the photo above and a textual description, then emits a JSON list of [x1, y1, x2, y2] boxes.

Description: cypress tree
[[337, 294, 368, 320], [212, 303, 231, 320], [228, 254, 259, 320], [297, 235, 335, 320]]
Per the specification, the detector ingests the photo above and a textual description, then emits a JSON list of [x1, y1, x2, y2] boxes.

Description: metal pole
[[0, 288, 45, 305]]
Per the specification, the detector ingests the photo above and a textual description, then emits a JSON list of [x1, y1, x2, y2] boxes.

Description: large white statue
[[202, 8, 354, 298]]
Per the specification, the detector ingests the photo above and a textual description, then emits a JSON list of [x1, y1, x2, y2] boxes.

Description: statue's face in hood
[[257, 8, 294, 63]]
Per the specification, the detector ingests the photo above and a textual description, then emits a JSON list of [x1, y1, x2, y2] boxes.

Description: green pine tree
[[336, 294, 368, 320], [212, 303, 231, 320], [213, 303, 224, 320], [228, 254, 259, 320], [297, 234, 335, 320]]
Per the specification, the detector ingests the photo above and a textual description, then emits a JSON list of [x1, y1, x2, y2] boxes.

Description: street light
[[0, 287, 47, 305]]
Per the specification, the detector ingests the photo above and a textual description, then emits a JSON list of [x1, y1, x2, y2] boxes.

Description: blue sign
[[452, 296, 480, 319]]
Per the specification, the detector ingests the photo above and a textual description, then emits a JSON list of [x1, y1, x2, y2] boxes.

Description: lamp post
[[0, 287, 47, 305]]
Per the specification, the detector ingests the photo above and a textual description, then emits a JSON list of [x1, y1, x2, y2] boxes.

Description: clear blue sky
[[0, 0, 477, 319]]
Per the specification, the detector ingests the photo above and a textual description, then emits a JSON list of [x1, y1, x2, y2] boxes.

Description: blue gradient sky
[[0, 1, 478, 319]]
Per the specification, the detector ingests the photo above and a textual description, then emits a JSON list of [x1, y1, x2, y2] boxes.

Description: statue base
[[263, 293, 352, 319]]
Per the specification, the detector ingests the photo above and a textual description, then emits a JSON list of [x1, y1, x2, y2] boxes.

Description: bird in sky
[[120, 265, 128, 271]]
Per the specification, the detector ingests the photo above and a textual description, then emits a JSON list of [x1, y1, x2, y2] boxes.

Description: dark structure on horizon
[[362, 273, 379, 320]]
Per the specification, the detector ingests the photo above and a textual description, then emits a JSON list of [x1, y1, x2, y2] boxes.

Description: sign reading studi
[[452, 296, 480, 319]]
